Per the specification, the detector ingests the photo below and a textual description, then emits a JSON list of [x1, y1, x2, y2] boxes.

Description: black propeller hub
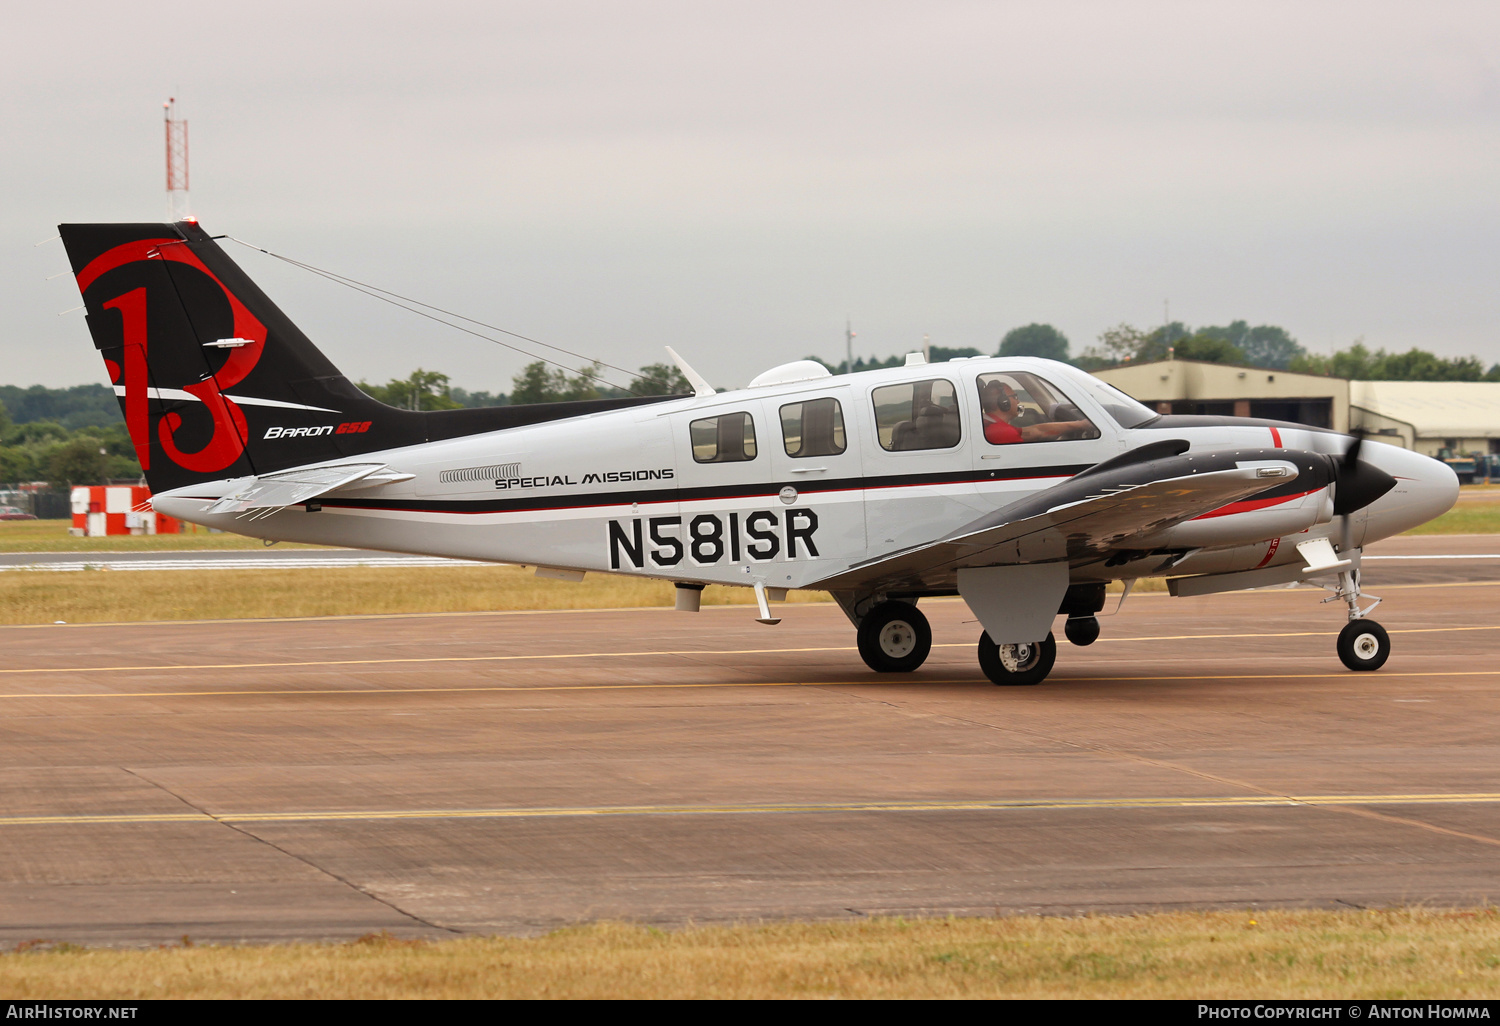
[[1330, 432, 1397, 516]]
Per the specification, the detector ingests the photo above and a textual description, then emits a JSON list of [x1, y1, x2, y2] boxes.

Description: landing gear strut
[[856, 601, 932, 673], [977, 631, 1057, 686], [1321, 566, 1390, 672]]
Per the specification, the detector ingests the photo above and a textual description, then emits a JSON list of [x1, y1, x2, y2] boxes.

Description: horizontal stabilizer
[[203, 463, 393, 517]]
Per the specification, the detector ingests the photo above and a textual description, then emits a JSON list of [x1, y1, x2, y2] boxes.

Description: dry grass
[[0, 520, 318, 553], [1404, 504, 1500, 535], [0, 564, 830, 625], [1, 909, 1498, 999], [1402, 484, 1500, 534]]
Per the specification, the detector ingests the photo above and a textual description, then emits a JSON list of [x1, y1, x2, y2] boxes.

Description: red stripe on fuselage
[[1254, 535, 1282, 568], [1192, 487, 1318, 520], [1269, 426, 1282, 447]]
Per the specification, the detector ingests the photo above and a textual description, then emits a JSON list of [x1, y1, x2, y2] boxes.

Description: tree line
[[7, 325, 1494, 490], [357, 361, 692, 410], [0, 395, 140, 489], [820, 322, 1500, 381]]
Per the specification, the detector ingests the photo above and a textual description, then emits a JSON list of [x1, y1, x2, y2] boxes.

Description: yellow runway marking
[[6, 792, 1500, 828], [2, 624, 1497, 677], [1017, 625, 1500, 644], [0, 602, 846, 631], [0, 578, 1494, 631], [0, 680, 976, 699], [0, 645, 857, 676], [1, 668, 1498, 701]]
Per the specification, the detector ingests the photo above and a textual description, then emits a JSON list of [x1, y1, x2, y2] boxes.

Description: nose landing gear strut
[[1319, 566, 1390, 671]]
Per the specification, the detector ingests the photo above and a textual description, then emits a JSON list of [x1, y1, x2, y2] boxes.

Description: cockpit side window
[[780, 398, 847, 457], [690, 412, 758, 463], [872, 378, 961, 451], [976, 371, 1101, 445]]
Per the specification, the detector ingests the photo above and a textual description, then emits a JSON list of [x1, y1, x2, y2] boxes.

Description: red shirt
[[983, 414, 1021, 445]]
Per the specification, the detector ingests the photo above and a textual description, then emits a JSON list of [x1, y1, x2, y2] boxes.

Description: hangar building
[[1094, 359, 1500, 458]]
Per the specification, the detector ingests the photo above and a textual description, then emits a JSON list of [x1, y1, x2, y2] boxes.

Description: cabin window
[[780, 398, 847, 458], [690, 412, 758, 463], [872, 378, 961, 451], [976, 371, 1101, 446]]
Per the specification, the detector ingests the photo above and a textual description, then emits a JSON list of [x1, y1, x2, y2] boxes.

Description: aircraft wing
[[202, 463, 411, 519], [814, 453, 1307, 595]]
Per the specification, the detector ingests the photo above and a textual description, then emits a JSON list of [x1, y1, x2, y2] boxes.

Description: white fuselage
[[152, 358, 1459, 591]]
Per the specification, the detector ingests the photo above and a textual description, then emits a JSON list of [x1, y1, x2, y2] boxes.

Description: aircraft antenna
[[227, 238, 650, 395], [164, 98, 190, 222]]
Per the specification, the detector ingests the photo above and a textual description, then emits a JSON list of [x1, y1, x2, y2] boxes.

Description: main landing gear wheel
[[856, 601, 932, 673], [977, 631, 1057, 687], [1337, 620, 1390, 671]]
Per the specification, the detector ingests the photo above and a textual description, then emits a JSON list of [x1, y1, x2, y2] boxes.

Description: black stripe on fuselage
[[311, 464, 1097, 516]]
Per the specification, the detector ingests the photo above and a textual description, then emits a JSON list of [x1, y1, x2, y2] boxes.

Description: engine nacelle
[[1135, 486, 1330, 550]]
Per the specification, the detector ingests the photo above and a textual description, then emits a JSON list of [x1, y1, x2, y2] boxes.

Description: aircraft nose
[[1359, 442, 1460, 540]]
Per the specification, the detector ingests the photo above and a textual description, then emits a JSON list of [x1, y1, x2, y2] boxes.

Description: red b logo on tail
[[77, 239, 267, 476]]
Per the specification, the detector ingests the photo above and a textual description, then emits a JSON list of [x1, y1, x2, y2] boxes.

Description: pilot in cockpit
[[981, 380, 1092, 445]]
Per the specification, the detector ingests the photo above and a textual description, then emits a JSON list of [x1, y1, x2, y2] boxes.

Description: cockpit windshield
[[1065, 374, 1159, 429]]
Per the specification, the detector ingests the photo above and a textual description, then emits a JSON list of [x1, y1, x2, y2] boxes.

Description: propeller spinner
[[1331, 430, 1398, 517]]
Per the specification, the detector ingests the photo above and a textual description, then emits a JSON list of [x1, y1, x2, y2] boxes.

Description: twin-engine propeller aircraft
[[59, 221, 1459, 685]]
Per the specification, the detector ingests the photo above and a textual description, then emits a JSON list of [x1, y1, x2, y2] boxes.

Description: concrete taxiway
[[0, 540, 1498, 944]]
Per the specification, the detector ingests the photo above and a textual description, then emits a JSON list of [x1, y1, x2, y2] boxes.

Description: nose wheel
[[1318, 565, 1390, 672], [977, 631, 1057, 686], [1337, 620, 1390, 671], [856, 601, 932, 673]]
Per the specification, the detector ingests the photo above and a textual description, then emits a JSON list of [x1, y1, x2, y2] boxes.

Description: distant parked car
[[0, 506, 37, 521]]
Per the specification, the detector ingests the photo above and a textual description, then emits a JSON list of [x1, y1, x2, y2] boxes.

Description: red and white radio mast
[[164, 98, 190, 222]]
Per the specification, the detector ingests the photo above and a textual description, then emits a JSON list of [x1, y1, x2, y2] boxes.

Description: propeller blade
[[1331, 429, 1396, 516], [1342, 427, 1365, 468]]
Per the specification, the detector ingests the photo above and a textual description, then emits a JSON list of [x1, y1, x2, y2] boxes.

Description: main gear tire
[[977, 631, 1057, 686], [856, 601, 933, 673], [1337, 619, 1390, 671]]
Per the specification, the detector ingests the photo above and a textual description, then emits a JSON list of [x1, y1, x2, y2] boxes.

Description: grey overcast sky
[[4, 1, 1498, 391]]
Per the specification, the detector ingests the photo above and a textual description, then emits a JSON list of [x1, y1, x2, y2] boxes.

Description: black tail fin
[[58, 221, 676, 494]]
